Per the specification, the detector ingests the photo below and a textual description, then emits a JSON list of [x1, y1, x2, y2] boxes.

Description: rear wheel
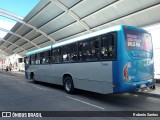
[[64, 77, 74, 94]]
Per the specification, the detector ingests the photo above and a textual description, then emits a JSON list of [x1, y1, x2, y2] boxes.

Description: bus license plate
[[140, 84, 146, 88]]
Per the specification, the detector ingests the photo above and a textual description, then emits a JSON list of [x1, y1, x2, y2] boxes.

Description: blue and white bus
[[24, 25, 155, 94]]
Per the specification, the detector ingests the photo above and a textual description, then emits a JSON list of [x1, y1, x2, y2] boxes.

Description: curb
[[134, 89, 160, 99]]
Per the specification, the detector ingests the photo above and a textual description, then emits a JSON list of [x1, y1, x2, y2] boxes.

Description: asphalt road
[[0, 72, 160, 120]]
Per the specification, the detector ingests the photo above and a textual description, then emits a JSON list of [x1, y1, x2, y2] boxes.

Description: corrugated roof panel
[[40, 13, 76, 34], [83, 6, 117, 28], [123, 16, 138, 27], [14, 39, 28, 46], [28, 4, 64, 28], [58, 0, 81, 8], [0, 41, 4, 45], [2, 42, 11, 48], [50, 22, 86, 40], [15, 24, 32, 36], [24, 0, 50, 22], [7, 35, 19, 43], [122, 0, 142, 13], [133, 5, 160, 27], [10, 23, 22, 33], [58, 31, 88, 43], [21, 43, 34, 50], [72, 0, 116, 18], [25, 47, 37, 53], [112, 1, 129, 17], [4, 33, 12, 40], [32, 35, 50, 45], [25, 30, 41, 40], [14, 47, 24, 53], [138, 0, 160, 7], [38, 41, 53, 48], [8, 45, 17, 50]]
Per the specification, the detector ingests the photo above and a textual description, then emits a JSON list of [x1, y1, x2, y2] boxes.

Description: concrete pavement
[[1, 69, 159, 98], [0, 72, 160, 119]]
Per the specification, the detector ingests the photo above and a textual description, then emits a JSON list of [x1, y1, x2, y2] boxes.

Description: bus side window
[[35, 53, 40, 64], [91, 38, 99, 60], [31, 54, 35, 65], [62, 45, 70, 62], [101, 34, 115, 60], [40, 50, 50, 64], [52, 49, 56, 63], [70, 43, 77, 62], [29, 56, 31, 65], [101, 36, 109, 60], [40, 52, 44, 64], [52, 47, 61, 63], [62, 43, 77, 62], [79, 41, 90, 61]]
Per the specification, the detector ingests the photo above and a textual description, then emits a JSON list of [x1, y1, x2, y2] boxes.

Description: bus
[[24, 25, 155, 94]]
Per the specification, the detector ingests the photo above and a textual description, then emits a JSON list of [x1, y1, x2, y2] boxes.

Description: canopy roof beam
[[0, 45, 14, 55], [50, 0, 92, 33], [0, 8, 56, 43], [0, 27, 40, 49], [0, 37, 26, 52]]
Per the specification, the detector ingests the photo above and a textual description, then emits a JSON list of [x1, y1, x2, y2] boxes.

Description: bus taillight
[[124, 64, 129, 82]]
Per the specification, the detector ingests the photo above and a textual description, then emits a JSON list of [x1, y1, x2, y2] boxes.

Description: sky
[[0, 0, 40, 38], [0, 0, 40, 17]]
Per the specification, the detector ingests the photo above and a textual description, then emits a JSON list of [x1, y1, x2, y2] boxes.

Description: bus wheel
[[31, 73, 37, 84], [64, 77, 74, 94]]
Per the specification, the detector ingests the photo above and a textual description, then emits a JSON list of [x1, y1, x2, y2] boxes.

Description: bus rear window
[[124, 27, 152, 52]]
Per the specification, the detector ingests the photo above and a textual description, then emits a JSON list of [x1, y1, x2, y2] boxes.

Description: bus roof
[[26, 25, 147, 56]]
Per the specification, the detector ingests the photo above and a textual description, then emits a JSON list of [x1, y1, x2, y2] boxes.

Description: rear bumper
[[113, 79, 155, 93]]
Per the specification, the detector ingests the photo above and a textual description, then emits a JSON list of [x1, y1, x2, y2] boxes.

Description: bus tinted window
[[41, 50, 50, 64], [31, 54, 35, 65], [79, 38, 99, 61], [52, 47, 61, 63], [91, 38, 99, 60], [79, 40, 90, 61], [35, 53, 40, 64], [101, 34, 116, 60], [62, 43, 77, 62]]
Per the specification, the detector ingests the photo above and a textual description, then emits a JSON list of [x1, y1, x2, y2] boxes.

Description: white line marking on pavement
[[66, 96, 105, 110], [32, 85, 47, 91]]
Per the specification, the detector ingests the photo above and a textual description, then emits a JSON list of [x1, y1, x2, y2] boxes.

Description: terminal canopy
[[0, 0, 160, 58]]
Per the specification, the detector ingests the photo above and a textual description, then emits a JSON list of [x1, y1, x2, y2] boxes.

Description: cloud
[[0, 19, 16, 38]]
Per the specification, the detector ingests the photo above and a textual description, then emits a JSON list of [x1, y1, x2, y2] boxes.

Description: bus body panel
[[112, 30, 122, 93], [27, 61, 113, 94]]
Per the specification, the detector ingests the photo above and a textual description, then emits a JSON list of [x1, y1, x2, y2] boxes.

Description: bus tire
[[31, 73, 37, 84], [64, 77, 74, 94]]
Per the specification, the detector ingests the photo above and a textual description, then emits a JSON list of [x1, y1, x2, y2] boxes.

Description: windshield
[[124, 27, 152, 52]]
